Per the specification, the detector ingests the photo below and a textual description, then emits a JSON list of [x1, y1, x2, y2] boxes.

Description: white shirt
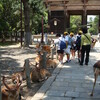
[[72, 36, 76, 46], [54, 36, 65, 50], [64, 35, 71, 48], [64, 35, 69, 42]]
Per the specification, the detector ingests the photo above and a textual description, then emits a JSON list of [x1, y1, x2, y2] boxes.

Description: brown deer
[[90, 61, 100, 96], [30, 62, 51, 82], [46, 59, 58, 68], [12, 68, 26, 84], [91, 38, 97, 49], [2, 75, 21, 100]]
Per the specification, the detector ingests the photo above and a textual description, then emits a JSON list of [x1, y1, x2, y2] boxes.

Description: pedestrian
[[80, 27, 92, 65], [70, 32, 76, 59], [75, 30, 83, 63], [54, 33, 66, 64], [64, 32, 73, 63]]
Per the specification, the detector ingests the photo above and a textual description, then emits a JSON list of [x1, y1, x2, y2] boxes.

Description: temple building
[[44, 0, 100, 34]]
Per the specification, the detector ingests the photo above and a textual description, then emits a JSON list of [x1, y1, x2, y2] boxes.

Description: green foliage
[[29, 0, 48, 34], [0, 0, 48, 39], [0, 0, 20, 38], [70, 16, 81, 33], [88, 16, 99, 35]]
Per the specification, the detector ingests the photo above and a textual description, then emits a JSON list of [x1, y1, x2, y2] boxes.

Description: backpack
[[68, 36, 72, 45], [76, 36, 81, 48], [59, 40, 66, 50]]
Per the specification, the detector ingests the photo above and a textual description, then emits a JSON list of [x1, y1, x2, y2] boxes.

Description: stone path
[[31, 41, 100, 100]]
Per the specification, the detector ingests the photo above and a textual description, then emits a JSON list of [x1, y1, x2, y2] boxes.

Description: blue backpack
[[59, 40, 66, 50], [76, 36, 81, 48], [68, 36, 72, 45]]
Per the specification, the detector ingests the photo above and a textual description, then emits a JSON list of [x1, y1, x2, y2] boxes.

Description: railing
[[32, 34, 57, 42]]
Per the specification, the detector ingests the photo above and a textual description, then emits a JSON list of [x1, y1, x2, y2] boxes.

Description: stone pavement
[[31, 42, 100, 100]]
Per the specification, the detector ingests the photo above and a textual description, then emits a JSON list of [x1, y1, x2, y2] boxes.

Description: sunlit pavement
[[31, 42, 100, 100]]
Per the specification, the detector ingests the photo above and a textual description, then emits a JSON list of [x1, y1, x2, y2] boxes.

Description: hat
[[78, 30, 83, 34], [64, 32, 68, 35], [70, 32, 74, 36]]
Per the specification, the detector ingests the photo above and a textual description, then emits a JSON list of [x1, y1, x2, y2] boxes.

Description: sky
[[87, 15, 96, 22]]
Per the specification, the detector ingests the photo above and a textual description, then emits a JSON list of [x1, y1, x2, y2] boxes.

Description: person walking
[[70, 32, 76, 59], [54, 33, 66, 64], [64, 32, 73, 63], [80, 27, 92, 65], [75, 30, 83, 63]]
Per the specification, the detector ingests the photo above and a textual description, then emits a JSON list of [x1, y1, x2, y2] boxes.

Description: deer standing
[[91, 61, 100, 96]]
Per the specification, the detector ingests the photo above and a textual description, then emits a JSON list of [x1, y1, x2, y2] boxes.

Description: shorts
[[57, 50, 64, 54], [71, 45, 76, 50], [64, 48, 70, 54]]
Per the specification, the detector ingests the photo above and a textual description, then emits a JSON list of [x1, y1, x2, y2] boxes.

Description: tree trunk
[[22, 0, 31, 47]]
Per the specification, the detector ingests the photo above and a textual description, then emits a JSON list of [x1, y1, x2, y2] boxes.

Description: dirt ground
[[0, 44, 55, 100]]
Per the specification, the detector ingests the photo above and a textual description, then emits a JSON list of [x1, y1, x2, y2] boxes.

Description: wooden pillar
[[51, 48, 53, 60], [66, 12, 70, 32], [24, 59, 31, 88], [99, 14, 100, 33], [64, 12, 67, 32], [82, 12, 87, 26], [82, 0, 87, 26], [41, 52, 47, 69]]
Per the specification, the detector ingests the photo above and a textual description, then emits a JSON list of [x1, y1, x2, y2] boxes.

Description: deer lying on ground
[[90, 61, 100, 96], [34, 52, 42, 67], [2, 75, 21, 100], [46, 59, 58, 68], [30, 63, 51, 82]]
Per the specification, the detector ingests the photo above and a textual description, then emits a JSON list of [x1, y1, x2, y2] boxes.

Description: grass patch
[[0, 41, 19, 46]]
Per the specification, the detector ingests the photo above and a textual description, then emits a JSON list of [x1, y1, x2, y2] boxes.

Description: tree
[[21, 0, 31, 47], [88, 16, 99, 35], [70, 16, 81, 33], [29, 0, 48, 34], [0, 0, 20, 42]]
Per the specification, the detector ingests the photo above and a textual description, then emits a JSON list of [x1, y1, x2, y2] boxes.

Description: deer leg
[[90, 71, 98, 96]]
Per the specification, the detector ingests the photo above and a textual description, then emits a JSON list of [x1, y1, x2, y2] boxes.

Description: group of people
[[54, 27, 92, 66]]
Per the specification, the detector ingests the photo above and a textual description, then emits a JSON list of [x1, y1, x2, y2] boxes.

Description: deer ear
[[3, 76, 11, 91], [16, 75, 22, 90]]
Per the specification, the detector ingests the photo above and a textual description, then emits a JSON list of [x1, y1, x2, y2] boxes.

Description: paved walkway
[[31, 42, 100, 100]]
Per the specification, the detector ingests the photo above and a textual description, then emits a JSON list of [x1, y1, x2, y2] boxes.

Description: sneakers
[[85, 63, 88, 65], [80, 63, 83, 66], [58, 61, 63, 65], [80, 61, 88, 66], [66, 60, 71, 63]]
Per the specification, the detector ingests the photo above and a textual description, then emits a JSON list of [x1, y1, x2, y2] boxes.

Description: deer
[[35, 42, 55, 54], [30, 63, 51, 82], [11, 67, 26, 84], [2, 75, 22, 100], [46, 58, 58, 68], [91, 38, 97, 49], [90, 61, 100, 96]]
